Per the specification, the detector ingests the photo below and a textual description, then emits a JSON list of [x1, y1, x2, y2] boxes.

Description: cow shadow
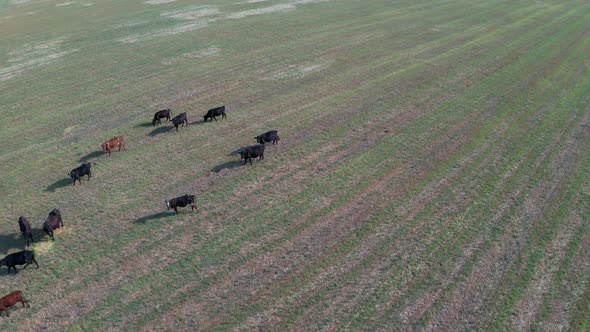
[[134, 212, 171, 224], [0, 233, 24, 256], [135, 122, 154, 128], [211, 160, 244, 172], [45, 178, 72, 192], [148, 126, 173, 137], [78, 150, 104, 162], [189, 120, 207, 126]]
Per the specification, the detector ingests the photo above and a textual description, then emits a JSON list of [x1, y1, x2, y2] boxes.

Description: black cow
[[171, 112, 188, 131], [152, 108, 172, 126], [69, 162, 93, 185], [203, 106, 226, 122], [240, 144, 265, 165], [18, 216, 34, 247], [43, 208, 63, 241], [255, 130, 280, 145], [165, 195, 197, 215], [0, 250, 39, 274]]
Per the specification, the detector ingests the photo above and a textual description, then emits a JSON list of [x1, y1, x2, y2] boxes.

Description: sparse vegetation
[[1, 0, 589, 330]]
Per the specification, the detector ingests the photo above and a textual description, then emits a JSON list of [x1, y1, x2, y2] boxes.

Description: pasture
[[1, 0, 590, 330]]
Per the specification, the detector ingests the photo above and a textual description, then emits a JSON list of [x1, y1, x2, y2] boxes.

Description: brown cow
[[0, 291, 30, 317], [101, 136, 125, 156]]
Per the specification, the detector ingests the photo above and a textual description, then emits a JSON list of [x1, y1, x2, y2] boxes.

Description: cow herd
[[1, 104, 280, 317]]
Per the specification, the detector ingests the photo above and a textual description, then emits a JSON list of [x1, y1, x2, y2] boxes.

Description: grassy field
[[1, 0, 590, 330]]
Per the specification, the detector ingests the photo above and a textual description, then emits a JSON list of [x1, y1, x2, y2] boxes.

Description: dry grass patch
[[161, 6, 220, 20], [117, 21, 210, 43], [161, 46, 220, 65], [227, 4, 296, 19], [144, 0, 176, 4], [1, 37, 79, 81], [264, 59, 334, 80]]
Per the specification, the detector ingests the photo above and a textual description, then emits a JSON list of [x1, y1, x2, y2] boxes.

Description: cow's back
[[18, 216, 31, 233]]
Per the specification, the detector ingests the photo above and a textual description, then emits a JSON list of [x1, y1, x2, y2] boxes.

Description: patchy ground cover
[[0, 0, 589, 330]]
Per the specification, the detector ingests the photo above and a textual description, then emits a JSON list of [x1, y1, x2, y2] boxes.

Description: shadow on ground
[[211, 160, 244, 172], [148, 126, 173, 136], [0, 233, 24, 256], [78, 150, 104, 162], [45, 178, 72, 192], [135, 212, 172, 224], [189, 119, 208, 126], [135, 122, 154, 128]]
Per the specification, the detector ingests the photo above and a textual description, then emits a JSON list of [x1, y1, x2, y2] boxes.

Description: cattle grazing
[[240, 144, 265, 165], [152, 108, 172, 127], [69, 162, 94, 185], [171, 112, 188, 131], [203, 106, 227, 122], [102, 136, 125, 156], [0, 291, 30, 317], [0, 250, 39, 274], [18, 216, 34, 247], [43, 208, 63, 241], [255, 130, 280, 145], [165, 195, 197, 214]]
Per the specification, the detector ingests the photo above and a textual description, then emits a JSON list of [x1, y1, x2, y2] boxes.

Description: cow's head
[[152, 119, 157, 127], [165, 200, 170, 210]]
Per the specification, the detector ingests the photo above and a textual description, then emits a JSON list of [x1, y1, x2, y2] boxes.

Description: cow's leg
[[23, 262, 30, 269], [0, 306, 8, 317], [32, 257, 39, 268], [88, 170, 91, 180], [22, 295, 30, 308]]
